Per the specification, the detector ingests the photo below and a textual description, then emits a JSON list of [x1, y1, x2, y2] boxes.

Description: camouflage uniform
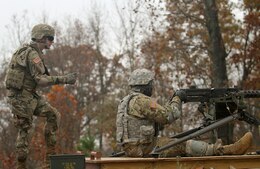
[[5, 24, 77, 169], [117, 91, 185, 157], [116, 69, 183, 157], [116, 68, 253, 158]]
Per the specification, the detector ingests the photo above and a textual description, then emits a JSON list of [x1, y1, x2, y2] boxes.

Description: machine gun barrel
[[178, 88, 260, 103]]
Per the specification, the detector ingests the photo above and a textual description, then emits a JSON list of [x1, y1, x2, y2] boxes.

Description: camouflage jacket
[[116, 91, 181, 145], [5, 41, 49, 91]]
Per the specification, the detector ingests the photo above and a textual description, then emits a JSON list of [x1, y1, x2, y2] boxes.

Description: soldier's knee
[[123, 144, 144, 157], [49, 108, 60, 122], [46, 108, 60, 130], [14, 116, 32, 130]]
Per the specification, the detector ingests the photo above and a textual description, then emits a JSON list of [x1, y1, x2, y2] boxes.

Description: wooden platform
[[85, 155, 260, 169]]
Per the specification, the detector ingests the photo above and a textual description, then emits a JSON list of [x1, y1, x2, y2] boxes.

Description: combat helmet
[[31, 24, 55, 40], [128, 68, 154, 86]]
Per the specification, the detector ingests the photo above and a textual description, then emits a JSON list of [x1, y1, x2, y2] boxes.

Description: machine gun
[[174, 88, 259, 103], [170, 88, 260, 139], [150, 88, 260, 156], [111, 88, 260, 157]]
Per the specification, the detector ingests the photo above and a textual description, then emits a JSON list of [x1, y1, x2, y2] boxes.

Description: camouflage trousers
[[122, 137, 186, 157], [7, 89, 60, 169], [156, 137, 186, 157]]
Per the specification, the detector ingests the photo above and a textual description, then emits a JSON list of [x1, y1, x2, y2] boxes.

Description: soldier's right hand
[[64, 72, 77, 84]]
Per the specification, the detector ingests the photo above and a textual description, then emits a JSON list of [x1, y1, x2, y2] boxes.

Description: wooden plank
[[85, 155, 260, 169]]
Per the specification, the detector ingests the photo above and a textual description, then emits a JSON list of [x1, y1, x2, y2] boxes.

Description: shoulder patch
[[33, 57, 41, 64]]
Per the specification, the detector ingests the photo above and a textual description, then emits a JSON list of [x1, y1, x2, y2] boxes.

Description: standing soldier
[[116, 68, 253, 157], [5, 24, 77, 169]]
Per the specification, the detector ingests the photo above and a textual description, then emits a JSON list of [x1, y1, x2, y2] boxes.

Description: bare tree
[[113, 0, 145, 71], [5, 11, 31, 50], [204, 0, 228, 87]]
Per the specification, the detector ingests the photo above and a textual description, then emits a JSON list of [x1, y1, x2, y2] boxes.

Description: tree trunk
[[203, 0, 232, 144], [204, 0, 228, 87]]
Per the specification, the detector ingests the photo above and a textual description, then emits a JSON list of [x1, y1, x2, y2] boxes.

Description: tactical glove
[[63, 72, 77, 84], [175, 90, 187, 102]]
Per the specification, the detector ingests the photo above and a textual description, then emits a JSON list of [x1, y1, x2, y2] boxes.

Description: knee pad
[[185, 140, 214, 156]]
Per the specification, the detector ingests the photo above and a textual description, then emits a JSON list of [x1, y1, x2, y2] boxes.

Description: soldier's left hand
[[65, 72, 77, 84]]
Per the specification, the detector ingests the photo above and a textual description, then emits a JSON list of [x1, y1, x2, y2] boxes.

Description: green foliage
[[76, 133, 96, 157]]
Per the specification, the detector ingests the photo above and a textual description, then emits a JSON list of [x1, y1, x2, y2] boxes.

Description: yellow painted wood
[[85, 155, 260, 169]]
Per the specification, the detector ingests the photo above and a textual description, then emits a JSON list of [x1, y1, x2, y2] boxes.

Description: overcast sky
[[0, 0, 91, 33], [0, 0, 82, 21], [0, 0, 117, 25], [0, 0, 123, 58]]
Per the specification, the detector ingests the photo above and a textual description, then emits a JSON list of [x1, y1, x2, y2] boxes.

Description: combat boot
[[219, 132, 253, 155]]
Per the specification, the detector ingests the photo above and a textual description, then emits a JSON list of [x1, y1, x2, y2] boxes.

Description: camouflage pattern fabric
[[7, 92, 59, 164], [128, 69, 154, 86], [6, 41, 60, 169], [156, 137, 186, 157], [128, 93, 180, 125], [117, 92, 181, 157], [122, 140, 156, 157], [31, 24, 55, 40], [122, 137, 186, 157]]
